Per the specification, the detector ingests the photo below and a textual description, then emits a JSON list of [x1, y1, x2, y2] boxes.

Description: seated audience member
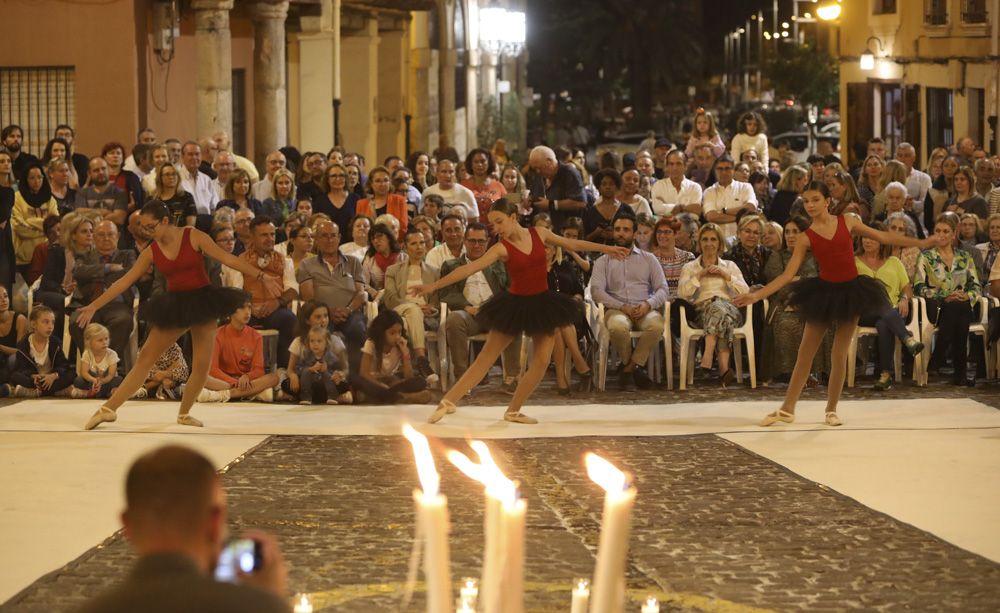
[[0, 286, 26, 385], [240, 217, 298, 367], [210, 150, 236, 201], [686, 143, 717, 188], [217, 169, 263, 217], [392, 167, 421, 215], [261, 167, 295, 226], [760, 217, 826, 384], [590, 216, 669, 390], [618, 167, 654, 217], [140, 144, 171, 196], [7, 305, 73, 398], [723, 215, 770, 288], [37, 212, 93, 334], [424, 213, 465, 269], [875, 181, 925, 239], [421, 193, 446, 221], [749, 171, 775, 214], [958, 214, 987, 274], [886, 212, 922, 282], [134, 342, 189, 400], [584, 169, 634, 246], [76, 445, 290, 613], [252, 150, 288, 202], [761, 220, 783, 252], [461, 147, 507, 223], [72, 322, 122, 399], [275, 212, 306, 257], [410, 215, 439, 252], [27, 215, 62, 286], [674, 213, 700, 253], [153, 164, 197, 227], [422, 159, 479, 221], [212, 130, 260, 181], [975, 213, 1000, 295], [74, 157, 128, 226], [652, 215, 695, 300], [499, 163, 529, 209], [13, 163, 59, 278], [286, 225, 314, 272], [297, 220, 367, 373], [283, 301, 349, 404], [558, 217, 592, 280], [544, 240, 593, 394], [361, 222, 406, 297], [383, 229, 440, 380], [310, 162, 357, 240], [703, 155, 758, 243], [352, 310, 432, 404], [212, 225, 242, 288], [827, 170, 869, 219], [768, 165, 809, 226], [179, 140, 219, 217], [915, 214, 981, 385], [946, 166, 989, 218], [634, 213, 655, 252], [47, 157, 77, 216], [678, 223, 749, 385], [855, 224, 924, 391], [69, 221, 137, 364], [650, 150, 702, 216], [357, 166, 409, 236], [199, 297, 280, 403], [295, 325, 352, 405], [440, 222, 522, 390], [340, 214, 372, 261]]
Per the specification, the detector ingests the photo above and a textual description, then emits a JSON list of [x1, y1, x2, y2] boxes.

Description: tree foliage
[[763, 43, 839, 107]]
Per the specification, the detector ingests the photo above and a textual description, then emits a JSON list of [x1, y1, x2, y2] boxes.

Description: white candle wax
[[414, 489, 452, 613], [293, 593, 313, 613], [459, 577, 478, 604], [571, 579, 590, 613], [480, 496, 502, 612], [641, 596, 660, 613], [586, 453, 637, 613], [498, 497, 526, 613]]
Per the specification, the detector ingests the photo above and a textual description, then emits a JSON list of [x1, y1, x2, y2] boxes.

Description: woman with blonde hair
[[925, 146, 950, 181], [767, 164, 809, 225], [262, 167, 296, 225], [152, 163, 196, 226], [926, 155, 961, 228], [857, 154, 885, 204], [218, 168, 263, 216]]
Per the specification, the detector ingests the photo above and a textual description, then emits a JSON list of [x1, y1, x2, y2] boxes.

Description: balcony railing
[[962, 0, 988, 24], [925, 0, 948, 25]]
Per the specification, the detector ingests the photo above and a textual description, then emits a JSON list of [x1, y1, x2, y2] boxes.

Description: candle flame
[[575, 578, 589, 592], [446, 441, 518, 506], [585, 452, 628, 493], [403, 424, 439, 497]]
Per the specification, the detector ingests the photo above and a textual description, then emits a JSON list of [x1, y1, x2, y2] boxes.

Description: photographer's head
[[122, 445, 225, 572]]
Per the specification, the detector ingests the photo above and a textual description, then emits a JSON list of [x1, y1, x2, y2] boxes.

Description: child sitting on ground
[[353, 310, 432, 404], [71, 323, 121, 399], [8, 305, 73, 398], [133, 342, 189, 400], [199, 298, 280, 402], [296, 325, 352, 405]]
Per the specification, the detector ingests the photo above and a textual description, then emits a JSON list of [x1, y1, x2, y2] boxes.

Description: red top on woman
[[501, 227, 548, 296], [806, 215, 858, 283], [151, 227, 211, 291]]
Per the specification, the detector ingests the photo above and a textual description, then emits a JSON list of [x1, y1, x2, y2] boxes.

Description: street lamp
[[479, 3, 526, 143], [860, 35, 884, 71], [816, 2, 842, 21]]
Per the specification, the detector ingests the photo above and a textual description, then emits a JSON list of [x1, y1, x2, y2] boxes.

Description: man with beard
[[590, 216, 668, 390], [54, 124, 92, 181], [74, 157, 129, 226], [2, 124, 39, 182]]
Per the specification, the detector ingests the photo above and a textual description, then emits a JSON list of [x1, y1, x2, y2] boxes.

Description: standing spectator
[[179, 141, 218, 216], [47, 158, 77, 216], [153, 165, 197, 227], [357, 166, 409, 236], [461, 148, 507, 223], [424, 214, 466, 270], [252, 150, 287, 201], [2, 124, 39, 182], [421, 159, 478, 221], [240, 217, 298, 367], [297, 220, 368, 373], [382, 230, 440, 379], [896, 142, 931, 216], [102, 142, 144, 212], [74, 157, 128, 225], [685, 109, 725, 159], [650, 150, 702, 216], [590, 216, 669, 390], [12, 163, 58, 279], [54, 124, 91, 183], [702, 155, 758, 243], [525, 145, 586, 230], [730, 111, 769, 168], [310, 162, 358, 240]]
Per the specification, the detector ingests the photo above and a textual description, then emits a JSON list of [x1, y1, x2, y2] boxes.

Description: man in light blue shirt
[[590, 216, 669, 390]]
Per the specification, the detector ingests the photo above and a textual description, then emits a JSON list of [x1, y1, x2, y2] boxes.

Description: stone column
[[250, 1, 289, 170], [437, 0, 456, 152], [377, 26, 408, 161], [408, 11, 439, 154], [341, 15, 380, 165], [192, 0, 235, 139]]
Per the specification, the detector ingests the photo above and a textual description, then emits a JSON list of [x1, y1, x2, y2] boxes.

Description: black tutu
[[140, 285, 250, 329], [476, 290, 579, 336], [788, 275, 888, 323]]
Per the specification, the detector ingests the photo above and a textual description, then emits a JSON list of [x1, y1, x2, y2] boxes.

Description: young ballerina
[[411, 199, 628, 424], [79, 200, 260, 429], [71, 323, 122, 399], [735, 183, 943, 426]]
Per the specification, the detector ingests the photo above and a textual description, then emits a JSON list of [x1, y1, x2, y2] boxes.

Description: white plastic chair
[[678, 301, 757, 390], [846, 297, 922, 387], [594, 303, 667, 391]]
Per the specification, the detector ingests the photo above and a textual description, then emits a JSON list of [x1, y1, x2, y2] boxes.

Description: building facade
[[0, 0, 528, 169], [838, 0, 1000, 166]]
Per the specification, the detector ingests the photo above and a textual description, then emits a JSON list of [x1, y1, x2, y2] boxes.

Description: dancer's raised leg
[[428, 331, 514, 423], [760, 321, 829, 425], [505, 332, 556, 423], [176, 321, 220, 424]]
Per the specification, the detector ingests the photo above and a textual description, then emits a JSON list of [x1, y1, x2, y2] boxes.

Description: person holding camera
[[77, 445, 291, 613]]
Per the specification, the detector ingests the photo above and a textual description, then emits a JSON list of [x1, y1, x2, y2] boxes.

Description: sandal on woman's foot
[[759, 410, 795, 427], [503, 412, 538, 424], [177, 414, 204, 427], [824, 412, 842, 427], [84, 406, 117, 430], [427, 399, 457, 424]]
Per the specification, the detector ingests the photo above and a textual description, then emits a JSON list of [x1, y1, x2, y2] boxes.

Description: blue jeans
[[860, 305, 912, 375]]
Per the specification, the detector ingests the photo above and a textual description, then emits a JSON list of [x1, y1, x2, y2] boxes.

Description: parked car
[[770, 130, 841, 165]]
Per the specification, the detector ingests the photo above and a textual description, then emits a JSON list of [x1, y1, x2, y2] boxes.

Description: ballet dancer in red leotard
[[79, 200, 262, 429], [736, 182, 943, 427], [410, 199, 628, 424]]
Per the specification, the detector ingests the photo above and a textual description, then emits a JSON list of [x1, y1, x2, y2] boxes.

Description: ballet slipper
[[503, 411, 538, 424], [759, 409, 795, 427], [177, 413, 204, 428], [84, 406, 117, 430], [824, 412, 842, 427], [427, 398, 457, 424]]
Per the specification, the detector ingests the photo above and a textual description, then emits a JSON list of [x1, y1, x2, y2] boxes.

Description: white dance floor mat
[[1, 397, 998, 603]]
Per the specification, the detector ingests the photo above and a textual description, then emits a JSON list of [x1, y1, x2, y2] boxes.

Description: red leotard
[[805, 215, 858, 283], [500, 227, 549, 296], [151, 227, 212, 292]]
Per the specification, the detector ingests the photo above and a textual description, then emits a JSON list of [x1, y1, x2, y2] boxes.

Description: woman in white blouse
[[678, 223, 749, 386]]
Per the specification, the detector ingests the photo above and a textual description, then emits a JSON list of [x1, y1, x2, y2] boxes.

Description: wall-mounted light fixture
[[860, 35, 884, 71]]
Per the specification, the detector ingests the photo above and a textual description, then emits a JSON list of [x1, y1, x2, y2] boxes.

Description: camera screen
[[215, 538, 258, 583]]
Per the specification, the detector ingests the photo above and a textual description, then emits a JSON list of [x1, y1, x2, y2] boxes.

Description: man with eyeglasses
[[251, 151, 287, 201], [439, 222, 522, 392], [424, 214, 466, 270], [703, 154, 758, 244]]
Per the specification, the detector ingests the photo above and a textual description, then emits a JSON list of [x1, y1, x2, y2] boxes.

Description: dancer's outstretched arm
[[191, 229, 268, 280], [847, 215, 942, 250], [735, 236, 809, 307], [409, 242, 506, 297], [75, 248, 154, 327], [537, 227, 629, 260]]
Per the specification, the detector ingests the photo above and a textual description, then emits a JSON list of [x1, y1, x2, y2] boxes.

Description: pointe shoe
[[427, 398, 457, 424], [503, 411, 538, 424], [759, 409, 795, 427], [177, 413, 204, 427], [824, 412, 842, 427], [84, 406, 117, 430], [325, 399, 339, 405]]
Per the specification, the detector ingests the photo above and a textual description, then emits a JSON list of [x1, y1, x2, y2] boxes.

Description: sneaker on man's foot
[[873, 371, 894, 391], [197, 388, 231, 403]]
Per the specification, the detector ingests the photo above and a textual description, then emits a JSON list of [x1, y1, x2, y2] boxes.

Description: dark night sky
[[702, 0, 774, 71]]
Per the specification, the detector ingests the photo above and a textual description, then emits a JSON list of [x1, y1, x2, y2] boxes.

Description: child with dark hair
[[201, 297, 280, 402], [7, 305, 73, 398], [352, 310, 431, 404]]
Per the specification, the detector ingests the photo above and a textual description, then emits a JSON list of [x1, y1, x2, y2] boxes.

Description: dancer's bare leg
[[779, 321, 829, 414], [98, 326, 186, 412], [177, 321, 219, 418], [443, 331, 514, 405], [824, 318, 858, 416], [505, 332, 556, 422]]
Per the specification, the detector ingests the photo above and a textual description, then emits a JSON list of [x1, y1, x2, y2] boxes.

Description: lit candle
[[293, 593, 313, 613], [403, 424, 452, 613], [447, 441, 526, 613], [586, 453, 637, 613], [459, 577, 478, 606], [455, 597, 475, 613], [571, 579, 590, 613], [641, 596, 660, 613]]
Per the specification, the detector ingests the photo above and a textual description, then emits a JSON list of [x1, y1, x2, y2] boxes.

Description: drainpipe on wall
[[991, 0, 1000, 154]]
